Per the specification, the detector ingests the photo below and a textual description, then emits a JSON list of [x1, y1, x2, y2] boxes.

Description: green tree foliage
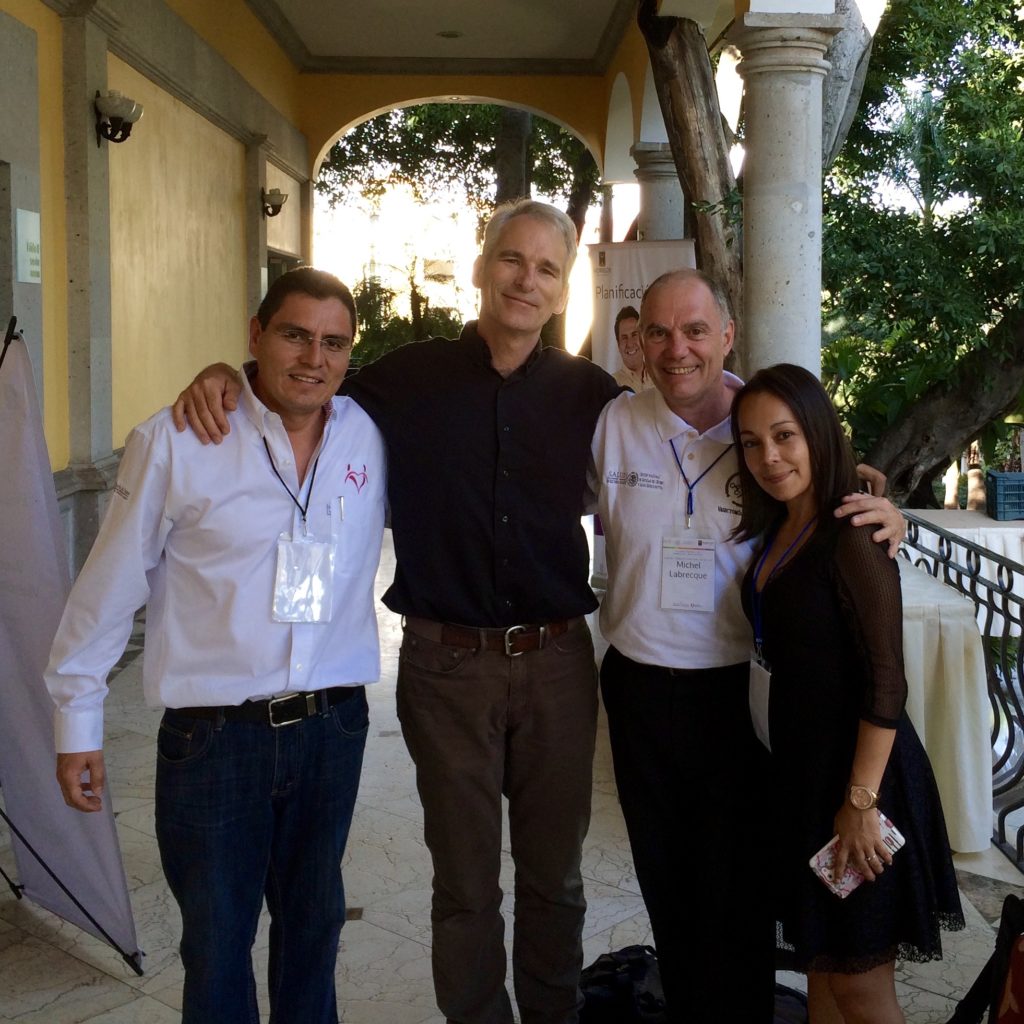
[[821, 0, 1024, 500], [316, 103, 600, 232], [351, 273, 463, 367]]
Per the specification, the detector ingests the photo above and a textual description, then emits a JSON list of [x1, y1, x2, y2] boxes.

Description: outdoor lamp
[[94, 90, 143, 147], [262, 188, 289, 218]]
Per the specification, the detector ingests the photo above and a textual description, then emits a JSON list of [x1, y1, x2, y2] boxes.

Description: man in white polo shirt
[[46, 268, 386, 1024], [591, 268, 901, 1023]]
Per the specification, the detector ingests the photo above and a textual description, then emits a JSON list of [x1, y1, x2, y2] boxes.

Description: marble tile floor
[[1, 536, 1021, 1023]]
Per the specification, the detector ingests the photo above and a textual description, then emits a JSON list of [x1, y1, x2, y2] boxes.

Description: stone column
[[245, 134, 269, 313], [61, 10, 120, 572], [300, 177, 314, 265], [630, 142, 685, 240], [733, 13, 840, 376]]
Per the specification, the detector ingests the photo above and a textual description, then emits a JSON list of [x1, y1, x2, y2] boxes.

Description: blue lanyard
[[750, 516, 817, 658], [668, 438, 734, 529]]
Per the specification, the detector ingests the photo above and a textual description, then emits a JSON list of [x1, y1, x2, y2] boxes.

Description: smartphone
[[808, 811, 905, 899]]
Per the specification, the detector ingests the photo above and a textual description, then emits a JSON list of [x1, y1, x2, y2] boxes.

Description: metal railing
[[900, 511, 1024, 871]]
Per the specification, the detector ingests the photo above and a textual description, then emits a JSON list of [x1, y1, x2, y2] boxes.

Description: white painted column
[[630, 142, 685, 240], [733, 14, 840, 376]]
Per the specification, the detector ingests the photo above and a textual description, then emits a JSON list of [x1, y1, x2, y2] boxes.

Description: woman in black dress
[[731, 364, 963, 1024]]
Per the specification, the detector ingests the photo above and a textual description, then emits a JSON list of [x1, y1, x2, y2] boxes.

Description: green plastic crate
[[986, 470, 1024, 521]]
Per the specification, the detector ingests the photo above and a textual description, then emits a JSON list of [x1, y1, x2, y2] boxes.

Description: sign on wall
[[16, 209, 41, 284]]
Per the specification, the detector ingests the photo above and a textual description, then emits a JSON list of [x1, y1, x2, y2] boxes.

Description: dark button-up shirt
[[343, 322, 621, 626]]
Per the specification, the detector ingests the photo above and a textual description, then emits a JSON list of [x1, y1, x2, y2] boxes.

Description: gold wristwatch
[[848, 784, 879, 810]]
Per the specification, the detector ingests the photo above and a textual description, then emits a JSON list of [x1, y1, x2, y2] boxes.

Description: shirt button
[[501, 558, 509, 567], [504, 599, 512, 608], [502, 469, 510, 478], [501, 514, 509, 523], [687, 452, 695, 460], [502, 425, 510, 433], [294, 662, 303, 670]]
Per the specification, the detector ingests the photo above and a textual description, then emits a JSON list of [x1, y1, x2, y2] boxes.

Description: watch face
[[849, 786, 875, 810]]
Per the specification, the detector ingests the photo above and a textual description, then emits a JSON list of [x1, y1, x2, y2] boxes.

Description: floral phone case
[[809, 811, 906, 899]]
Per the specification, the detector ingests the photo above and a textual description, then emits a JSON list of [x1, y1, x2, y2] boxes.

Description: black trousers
[[600, 647, 775, 1024]]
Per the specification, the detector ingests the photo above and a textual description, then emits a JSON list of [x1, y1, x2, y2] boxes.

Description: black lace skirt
[[772, 711, 965, 975]]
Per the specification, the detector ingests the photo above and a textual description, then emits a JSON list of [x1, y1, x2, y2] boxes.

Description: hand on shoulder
[[170, 363, 242, 444]]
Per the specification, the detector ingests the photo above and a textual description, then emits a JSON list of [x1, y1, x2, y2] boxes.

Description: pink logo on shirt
[[345, 464, 368, 493]]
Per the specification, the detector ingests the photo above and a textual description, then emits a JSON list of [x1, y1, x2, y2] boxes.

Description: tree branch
[[866, 311, 1024, 503], [637, 0, 744, 356]]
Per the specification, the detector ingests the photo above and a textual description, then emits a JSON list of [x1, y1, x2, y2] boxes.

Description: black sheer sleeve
[[832, 522, 907, 727]]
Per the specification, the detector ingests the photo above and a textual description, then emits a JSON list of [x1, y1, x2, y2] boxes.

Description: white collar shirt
[[46, 372, 387, 752], [591, 375, 756, 669]]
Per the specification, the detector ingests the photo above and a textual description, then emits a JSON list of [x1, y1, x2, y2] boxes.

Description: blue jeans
[[154, 690, 369, 1024]]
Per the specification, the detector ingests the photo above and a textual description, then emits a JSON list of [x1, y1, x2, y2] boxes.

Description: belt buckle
[[268, 692, 315, 727], [504, 624, 528, 657]]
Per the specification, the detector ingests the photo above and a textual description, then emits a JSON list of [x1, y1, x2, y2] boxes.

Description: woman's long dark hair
[[731, 363, 860, 541]]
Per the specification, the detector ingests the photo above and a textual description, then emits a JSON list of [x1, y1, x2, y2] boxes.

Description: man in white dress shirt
[[46, 268, 386, 1024]]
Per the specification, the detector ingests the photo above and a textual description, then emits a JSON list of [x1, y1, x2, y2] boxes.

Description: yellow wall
[[604, 22, 651, 144], [108, 57, 247, 446], [162, 0, 302, 123], [0, 0, 653, 467], [160, 0, 655, 182], [301, 74, 608, 175], [0, 0, 68, 469]]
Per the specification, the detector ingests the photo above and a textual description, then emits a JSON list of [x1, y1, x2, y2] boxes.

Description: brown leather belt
[[404, 616, 577, 657], [173, 686, 361, 728]]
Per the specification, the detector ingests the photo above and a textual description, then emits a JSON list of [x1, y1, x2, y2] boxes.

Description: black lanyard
[[668, 438, 734, 529], [263, 437, 320, 533]]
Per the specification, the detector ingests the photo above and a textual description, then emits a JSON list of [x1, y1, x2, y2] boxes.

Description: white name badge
[[660, 535, 716, 612], [272, 533, 336, 623], [748, 656, 772, 751]]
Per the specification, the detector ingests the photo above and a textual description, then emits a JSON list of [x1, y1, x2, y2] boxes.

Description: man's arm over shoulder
[[834, 464, 906, 558], [171, 363, 242, 444]]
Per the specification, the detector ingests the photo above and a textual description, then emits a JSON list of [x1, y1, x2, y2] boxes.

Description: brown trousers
[[397, 618, 598, 1024]]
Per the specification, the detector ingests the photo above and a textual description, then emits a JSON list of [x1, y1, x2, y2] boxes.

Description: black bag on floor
[[579, 945, 809, 1024], [948, 894, 1024, 1024], [580, 945, 666, 1024]]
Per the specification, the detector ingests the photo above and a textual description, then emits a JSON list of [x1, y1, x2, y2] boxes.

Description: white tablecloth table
[[905, 509, 1024, 637], [898, 558, 991, 852], [906, 508, 1024, 564]]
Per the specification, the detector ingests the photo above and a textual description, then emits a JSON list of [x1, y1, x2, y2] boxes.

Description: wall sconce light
[[262, 188, 289, 218], [95, 90, 144, 147]]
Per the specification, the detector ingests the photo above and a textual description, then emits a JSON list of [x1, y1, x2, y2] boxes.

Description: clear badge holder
[[272, 532, 336, 622]]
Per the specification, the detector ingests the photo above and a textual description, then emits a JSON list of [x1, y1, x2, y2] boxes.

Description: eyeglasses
[[273, 326, 352, 355]]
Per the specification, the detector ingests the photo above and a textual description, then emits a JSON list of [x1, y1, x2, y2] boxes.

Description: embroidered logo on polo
[[717, 472, 743, 516], [725, 473, 742, 507], [605, 469, 665, 491], [344, 464, 368, 493]]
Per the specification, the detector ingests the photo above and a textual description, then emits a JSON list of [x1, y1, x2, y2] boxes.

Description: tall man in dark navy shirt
[[174, 200, 620, 1024]]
